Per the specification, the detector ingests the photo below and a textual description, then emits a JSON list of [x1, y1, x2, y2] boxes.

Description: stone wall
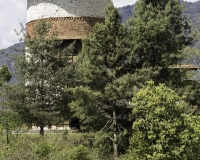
[[26, 17, 104, 39], [27, 0, 112, 22]]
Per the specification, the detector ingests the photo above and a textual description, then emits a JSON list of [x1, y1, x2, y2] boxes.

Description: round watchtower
[[26, 0, 112, 40]]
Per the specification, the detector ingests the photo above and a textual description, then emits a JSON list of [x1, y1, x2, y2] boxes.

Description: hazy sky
[[0, 0, 199, 49]]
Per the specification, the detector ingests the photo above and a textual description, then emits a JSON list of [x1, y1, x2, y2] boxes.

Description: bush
[[129, 81, 200, 160], [67, 145, 92, 160], [36, 142, 52, 158]]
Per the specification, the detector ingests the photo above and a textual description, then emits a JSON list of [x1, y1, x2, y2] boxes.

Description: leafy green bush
[[67, 145, 92, 160], [36, 142, 52, 158], [129, 81, 200, 160]]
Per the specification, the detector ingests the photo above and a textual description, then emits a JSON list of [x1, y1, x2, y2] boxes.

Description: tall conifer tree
[[127, 0, 192, 85], [69, 4, 133, 159], [1, 21, 75, 135]]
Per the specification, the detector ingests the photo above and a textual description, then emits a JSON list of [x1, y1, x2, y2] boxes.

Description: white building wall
[[27, 0, 112, 22]]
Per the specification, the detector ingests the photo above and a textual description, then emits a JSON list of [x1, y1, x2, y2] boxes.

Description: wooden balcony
[[170, 64, 200, 70]]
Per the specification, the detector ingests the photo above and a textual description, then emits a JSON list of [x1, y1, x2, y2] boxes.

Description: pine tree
[[71, 4, 128, 128], [1, 20, 75, 135], [69, 4, 133, 159], [127, 0, 192, 85]]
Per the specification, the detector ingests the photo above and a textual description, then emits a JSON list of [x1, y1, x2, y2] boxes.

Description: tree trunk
[[40, 126, 44, 136], [5, 120, 9, 145], [113, 107, 118, 160]]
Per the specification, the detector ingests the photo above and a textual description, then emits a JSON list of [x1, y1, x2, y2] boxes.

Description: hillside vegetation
[[0, 1, 200, 159]]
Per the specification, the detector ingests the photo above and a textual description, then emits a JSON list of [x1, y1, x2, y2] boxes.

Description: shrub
[[67, 145, 92, 160]]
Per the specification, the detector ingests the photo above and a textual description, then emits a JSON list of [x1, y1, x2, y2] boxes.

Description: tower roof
[[27, 0, 112, 23]]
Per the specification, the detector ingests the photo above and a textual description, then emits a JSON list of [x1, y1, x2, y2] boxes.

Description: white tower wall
[[26, 0, 113, 39]]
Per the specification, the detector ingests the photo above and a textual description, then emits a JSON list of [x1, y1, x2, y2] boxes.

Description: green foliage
[[1, 20, 75, 135], [36, 142, 52, 158], [0, 82, 32, 126], [69, 86, 107, 132], [177, 80, 200, 115], [0, 65, 11, 85], [62, 129, 68, 140], [69, 5, 134, 158], [178, 16, 200, 113], [0, 65, 11, 100], [0, 133, 115, 160], [119, 1, 200, 30], [127, 0, 192, 85], [129, 81, 200, 160], [0, 110, 25, 146], [92, 131, 113, 159], [0, 111, 23, 130], [67, 145, 92, 160], [70, 3, 132, 132], [0, 135, 58, 160]]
